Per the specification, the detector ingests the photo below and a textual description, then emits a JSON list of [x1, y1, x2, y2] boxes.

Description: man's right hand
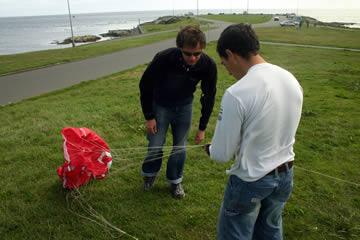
[[146, 119, 157, 135]]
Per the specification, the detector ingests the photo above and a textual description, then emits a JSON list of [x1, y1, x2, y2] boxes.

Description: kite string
[[64, 145, 204, 240], [66, 188, 138, 239], [64, 142, 204, 162], [63, 139, 360, 188], [294, 166, 360, 187], [63, 143, 360, 240]]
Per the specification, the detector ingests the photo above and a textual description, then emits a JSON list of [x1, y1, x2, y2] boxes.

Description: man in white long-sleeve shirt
[[205, 24, 303, 240]]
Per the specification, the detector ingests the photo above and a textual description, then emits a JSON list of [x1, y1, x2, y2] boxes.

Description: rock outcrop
[[100, 26, 143, 38], [141, 16, 189, 26], [302, 16, 355, 28], [57, 15, 192, 45], [59, 35, 101, 44]]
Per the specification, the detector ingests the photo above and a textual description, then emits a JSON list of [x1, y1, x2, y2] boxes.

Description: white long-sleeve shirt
[[209, 63, 303, 182]]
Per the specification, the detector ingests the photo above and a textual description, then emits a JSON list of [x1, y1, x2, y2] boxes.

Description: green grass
[[0, 31, 177, 76], [200, 13, 272, 24], [1, 40, 359, 239], [256, 25, 360, 49]]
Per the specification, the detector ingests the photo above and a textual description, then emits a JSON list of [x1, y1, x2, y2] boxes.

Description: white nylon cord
[[294, 166, 360, 187]]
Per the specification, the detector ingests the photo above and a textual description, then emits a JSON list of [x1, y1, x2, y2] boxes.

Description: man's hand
[[146, 119, 157, 135], [195, 130, 205, 145]]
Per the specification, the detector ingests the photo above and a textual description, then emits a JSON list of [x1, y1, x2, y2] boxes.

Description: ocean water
[[0, 11, 166, 55], [0, 9, 359, 55]]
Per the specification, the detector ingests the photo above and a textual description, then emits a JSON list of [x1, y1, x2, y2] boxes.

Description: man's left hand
[[195, 130, 205, 145]]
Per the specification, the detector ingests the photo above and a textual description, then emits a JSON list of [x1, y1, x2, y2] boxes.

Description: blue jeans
[[141, 103, 193, 184], [218, 165, 294, 240]]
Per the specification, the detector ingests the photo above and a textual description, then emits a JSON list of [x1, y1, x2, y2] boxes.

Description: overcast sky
[[1, 0, 360, 17]]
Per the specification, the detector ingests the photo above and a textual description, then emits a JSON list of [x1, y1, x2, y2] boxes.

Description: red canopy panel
[[57, 127, 112, 189]]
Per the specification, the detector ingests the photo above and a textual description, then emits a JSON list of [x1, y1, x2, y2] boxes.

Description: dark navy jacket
[[139, 47, 217, 130]]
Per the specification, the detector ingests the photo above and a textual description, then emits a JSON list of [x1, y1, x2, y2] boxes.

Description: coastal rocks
[[141, 16, 189, 26], [100, 26, 143, 37], [155, 16, 185, 24], [317, 21, 355, 28], [59, 35, 101, 44], [303, 16, 355, 28], [56, 15, 189, 45]]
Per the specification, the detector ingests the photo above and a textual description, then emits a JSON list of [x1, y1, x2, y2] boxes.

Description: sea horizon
[[1, 8, 359, 55], [1, 8, 360, 20]]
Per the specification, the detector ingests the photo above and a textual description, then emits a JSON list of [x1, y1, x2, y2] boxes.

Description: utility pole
[[67, 0, 75, 47], [246, 0, 249, 24], [197, 0, 199, 24], [297, 0, 299, 16], [173, 0, 175, 16]]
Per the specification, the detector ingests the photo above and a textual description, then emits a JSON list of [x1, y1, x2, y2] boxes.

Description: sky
[[1, 0, 360, 17]]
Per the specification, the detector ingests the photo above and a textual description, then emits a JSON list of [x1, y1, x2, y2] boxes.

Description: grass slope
[[1, 41, 359, 239], [256, 26, 360, 49], [200, 14, 272, 24], [0, 31, 177, 76]]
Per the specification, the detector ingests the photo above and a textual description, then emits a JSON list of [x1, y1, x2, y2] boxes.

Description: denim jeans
[[217, 165, 294, 240], [141, 103, 193, 184]]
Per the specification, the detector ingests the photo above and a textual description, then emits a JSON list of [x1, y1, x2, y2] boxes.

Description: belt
[[267, 161, 293, 175]]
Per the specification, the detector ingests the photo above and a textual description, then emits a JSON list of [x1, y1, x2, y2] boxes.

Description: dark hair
[[176, 24, 206, 49], [216, 23, 260, 60]]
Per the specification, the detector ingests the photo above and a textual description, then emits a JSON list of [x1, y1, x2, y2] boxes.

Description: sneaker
[[143, 176, 156, 191], [171, 183, 185, 199]]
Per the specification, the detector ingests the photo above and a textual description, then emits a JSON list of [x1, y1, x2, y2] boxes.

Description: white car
[[280, 21, 296, 26]]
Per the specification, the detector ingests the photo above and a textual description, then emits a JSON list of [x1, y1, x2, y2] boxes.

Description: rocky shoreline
[[55, 15, 358, 45], [56, 16, 187, 45], [100, 25, 143, 38], [56, 35, 101, 45], [302, 16, 357, 28]]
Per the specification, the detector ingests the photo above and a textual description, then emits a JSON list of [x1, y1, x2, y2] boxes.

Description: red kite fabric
[[57, 127, 112, 189]]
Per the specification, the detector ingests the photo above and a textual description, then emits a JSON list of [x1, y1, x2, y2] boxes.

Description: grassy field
[[256, 25, 360, 49], [200, 13, 272, 24], [1, 34, 360, 240]]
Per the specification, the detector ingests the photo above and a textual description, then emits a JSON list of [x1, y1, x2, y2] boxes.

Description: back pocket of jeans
[[223, 177, 258, 216]]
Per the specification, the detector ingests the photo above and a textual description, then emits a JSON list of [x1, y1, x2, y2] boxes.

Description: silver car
[[280, 21, 298, 26]]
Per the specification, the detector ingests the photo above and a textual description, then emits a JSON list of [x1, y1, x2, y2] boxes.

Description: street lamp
[[173, 0, 175, 16], [67, 0, 75, 47], [246, 0, 249, 24], [196, 0, 200, 26], [297, 0, 299, 16], [197, 0, 199, 22]]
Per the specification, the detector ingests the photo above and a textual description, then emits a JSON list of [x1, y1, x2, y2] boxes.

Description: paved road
[[0, 19, 231, 105], [1, 16, 358, 105], [1, 17, 279, 105]]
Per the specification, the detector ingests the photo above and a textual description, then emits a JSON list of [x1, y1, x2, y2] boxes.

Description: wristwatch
[[205, 144, 211, 156]]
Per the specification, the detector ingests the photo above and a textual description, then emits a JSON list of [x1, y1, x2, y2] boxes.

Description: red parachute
[[57, 127, 112, 189]]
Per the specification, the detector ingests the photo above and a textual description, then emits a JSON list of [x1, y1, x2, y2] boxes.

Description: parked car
[[274, 16, 279, 21], [280, 20, 298, 26]]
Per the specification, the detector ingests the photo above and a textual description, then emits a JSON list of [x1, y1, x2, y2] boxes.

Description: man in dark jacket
[[139, 24, 217, 198]]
